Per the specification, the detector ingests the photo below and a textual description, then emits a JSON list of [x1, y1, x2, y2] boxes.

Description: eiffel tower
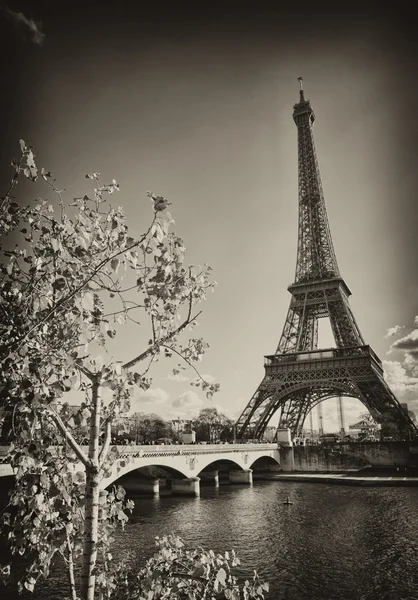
[[236, 78, 417, 441]]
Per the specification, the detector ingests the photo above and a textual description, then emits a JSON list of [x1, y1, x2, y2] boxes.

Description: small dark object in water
[[283, 496, 293, 505]]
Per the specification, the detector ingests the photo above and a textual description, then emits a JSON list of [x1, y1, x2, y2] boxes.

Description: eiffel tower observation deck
[[236, 79, 417, 441]]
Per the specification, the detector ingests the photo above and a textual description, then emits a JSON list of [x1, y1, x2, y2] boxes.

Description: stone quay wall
[[289, 442, 417, 472]]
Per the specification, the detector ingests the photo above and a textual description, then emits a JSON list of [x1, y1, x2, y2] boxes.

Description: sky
[[1, 1, 418, 432]]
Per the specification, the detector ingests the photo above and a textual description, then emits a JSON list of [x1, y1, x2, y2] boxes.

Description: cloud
[[1, 5, 45, 45], [230, 408, 243, 420], [130, 387, 169, 412], [403, 352, 418, 376], [385, 325, 403, 338], [172, 390, 205, 410], [384, 318, 418, 412], [163, 372, 189, 382], [163, 372, 216, 384], [391, 329, 418, 359], [201, 373, 216, 383], [382, 360, 418, 394], [130, 387, 212, 420], [167, 391, 233, 421]]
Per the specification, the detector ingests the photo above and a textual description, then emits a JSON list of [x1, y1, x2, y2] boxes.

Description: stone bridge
[[0, 443, 281, 496]]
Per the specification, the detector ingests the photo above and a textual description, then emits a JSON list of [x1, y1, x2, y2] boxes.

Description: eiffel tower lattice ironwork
[[236, 78, 417, 441]]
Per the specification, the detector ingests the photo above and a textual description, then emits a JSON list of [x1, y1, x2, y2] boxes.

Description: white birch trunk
[[66, 530, 77, 600], [81, 375, 102, 600]]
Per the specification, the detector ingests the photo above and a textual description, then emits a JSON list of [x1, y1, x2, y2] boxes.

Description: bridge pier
[[172, 477, 200, 496], [117, 471, 161, 495], [199, 470, 219, 486], [229, 469, 253, 485], [126, 478, 160, 495], [279, 446, 295, 471]]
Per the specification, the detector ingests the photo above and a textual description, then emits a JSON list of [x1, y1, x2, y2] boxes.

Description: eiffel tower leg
[[277, 299, 319, 354], [278, 390, 331, 438], [237, 378, 314, 439], [298, 391, 317, 436], [277, 306, 300, 354], [235, 378, 275, 439], [355, 374, 415, 438], [253, 386, 318, 439], [297, 311, 318, 352], [327, 288, 364, 347]]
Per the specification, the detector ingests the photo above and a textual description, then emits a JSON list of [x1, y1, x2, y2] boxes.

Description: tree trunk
[[81, 375, 102, 600], [66, 530, 78, 600]]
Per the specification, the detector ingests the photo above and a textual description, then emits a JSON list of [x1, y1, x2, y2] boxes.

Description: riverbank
[[254, 468, 418, 486]]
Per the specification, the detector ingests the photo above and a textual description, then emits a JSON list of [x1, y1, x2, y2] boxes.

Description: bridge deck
[[0, 443, 277, 459], [0, 443, 281, 484]]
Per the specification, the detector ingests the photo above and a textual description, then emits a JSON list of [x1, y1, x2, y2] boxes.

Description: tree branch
[[46, 406, 90, 467], [0, 155, 24, 211], [161, 344, 207, 384], [122, 310, 202, 371], [4, 214, 157, 357]]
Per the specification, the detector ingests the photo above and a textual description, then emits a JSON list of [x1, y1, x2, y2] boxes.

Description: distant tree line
[[112, 411, 178, 444], [112, 406, 235, 444], [0, 404, 234, 445], [191, 407, 234, 443]]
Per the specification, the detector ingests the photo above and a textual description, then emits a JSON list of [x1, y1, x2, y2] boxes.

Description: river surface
[[3, 480, 418, 599]]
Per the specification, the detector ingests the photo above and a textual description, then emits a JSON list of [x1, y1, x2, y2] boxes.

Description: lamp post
[[135, 413, 139, 445], [175, 416, 181, 441]]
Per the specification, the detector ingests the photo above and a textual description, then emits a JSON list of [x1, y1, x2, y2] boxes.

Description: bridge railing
[[264, 345, 381, 366], [0, 443, 278, 461], [116, 443, 277, 457]]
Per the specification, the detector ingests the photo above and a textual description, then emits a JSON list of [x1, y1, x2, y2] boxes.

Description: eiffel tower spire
[[293, 77, 339, 283], [276, 79, 365, 354], [235, 79, 417, 441]]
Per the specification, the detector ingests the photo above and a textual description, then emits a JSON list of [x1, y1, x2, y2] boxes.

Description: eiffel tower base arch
[[236, 346, 417, 441]]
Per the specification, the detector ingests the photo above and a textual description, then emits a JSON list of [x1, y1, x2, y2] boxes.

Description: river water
[[3, 480, 418, 599]]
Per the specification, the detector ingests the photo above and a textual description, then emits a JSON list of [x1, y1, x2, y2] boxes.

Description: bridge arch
[[102, 457, 190, 489], [248, 455, 281, 470], [195, 456, 251, 476], [196, 457, 258, 477]]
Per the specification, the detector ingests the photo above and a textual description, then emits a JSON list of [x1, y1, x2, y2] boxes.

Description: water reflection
[[4, 481, 418, 599]]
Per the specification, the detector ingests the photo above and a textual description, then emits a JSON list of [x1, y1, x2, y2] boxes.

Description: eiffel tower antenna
[[235, 78, 417, 441], [297, 76, 305, 101]]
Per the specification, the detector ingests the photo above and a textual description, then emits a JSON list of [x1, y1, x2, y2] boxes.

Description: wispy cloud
[[163, 372, 189, 382], [128, 388, 169, 414], [172, 391, 205, 411], [201, 373, 216, 383], [1, 5, 45, 45], [391, 325, 418, 360], [385, 324, 403, 338]]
